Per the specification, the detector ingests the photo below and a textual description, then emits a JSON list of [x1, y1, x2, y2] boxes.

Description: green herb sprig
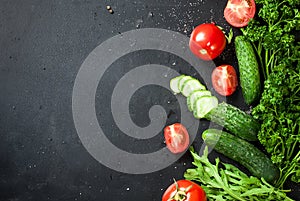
[[184, 147, 294, 201]]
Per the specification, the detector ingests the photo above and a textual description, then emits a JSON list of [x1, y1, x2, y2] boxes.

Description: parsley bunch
[[241, 0, 300, 188], [242, 0, 300, 78], [184, 147, 293, 200]]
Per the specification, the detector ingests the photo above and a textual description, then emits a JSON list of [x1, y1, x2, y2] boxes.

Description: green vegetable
[[205, 102, 259, 141], [193, 96, 218, 119], [170, 75, 185, 94], [241, 0, 300, 188], [202, 129, 280, 184], [253, 65, 300, 188], [181, 78, 206, 97], [169, 75, 218, 119], [184, 147, 293, 201], [242, 0, 300, 80], [187, 90, 211, 111], [178, 76, 193, 92], [235, 35, 261, 105]]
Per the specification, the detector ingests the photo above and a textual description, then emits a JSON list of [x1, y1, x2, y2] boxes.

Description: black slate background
[[0, 0, 299, 201]]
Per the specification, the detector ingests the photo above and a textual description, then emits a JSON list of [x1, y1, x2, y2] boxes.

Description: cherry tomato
[[164, 123, 189, 154], [189, 23, 226, 60], [211, 65, 238, 96], [224, 0, 256, 27], [162, 180, 207, 201]]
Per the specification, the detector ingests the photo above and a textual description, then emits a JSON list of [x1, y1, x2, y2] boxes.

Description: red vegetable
[[224, 0, 256, 27], [162, 180, 207, 201], [164, 123, 189, 154], [189, 23, 226, 60], [211, 65, 238, 96]]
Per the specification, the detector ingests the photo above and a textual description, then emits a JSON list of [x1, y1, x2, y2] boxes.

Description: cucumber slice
[[193, 96, 218, 119], [170, 75, 185, 94], [181, 79, 206, 97], [187, 90, 212, 111], [178, 76, 193, 92]]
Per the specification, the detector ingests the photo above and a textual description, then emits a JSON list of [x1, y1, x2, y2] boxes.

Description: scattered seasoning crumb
[[148, 11, 154, 17], [106, 5, 114, 14]]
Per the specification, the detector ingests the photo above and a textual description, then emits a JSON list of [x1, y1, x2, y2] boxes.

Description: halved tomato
[[224, 0, 256, 27], [164, 123, 189, 154], [211, 65, 238, 96]]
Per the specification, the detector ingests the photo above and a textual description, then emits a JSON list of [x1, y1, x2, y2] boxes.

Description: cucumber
[[202, 129, 280, 184], [193, 96, 218, 119], [204, 102, 259, 141], [181, 78, 206, 97], [187, 90, 212, 111], [170, 75, 185, 94], [178, 76, 193, 92], [235, 35, 261, 105]]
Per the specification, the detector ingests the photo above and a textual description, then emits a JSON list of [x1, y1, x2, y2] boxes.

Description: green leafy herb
[[184, 147, 294, 201], [241, 0, 300, 79], [241, 0, 300, 188], [225, 28, 234, 44]]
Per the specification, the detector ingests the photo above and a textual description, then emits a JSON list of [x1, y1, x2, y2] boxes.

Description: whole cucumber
[[235, 35, 261, 105], [202, 129, 280, 184], [205, 102, 259, 141]]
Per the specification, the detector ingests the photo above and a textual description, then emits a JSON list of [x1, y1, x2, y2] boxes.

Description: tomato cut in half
[[212, 65, 238, 96], [189, 23, 226, 60], [164, 123, 189, 154], [224, 0, 256, 27], [162, 180, 207, 201]]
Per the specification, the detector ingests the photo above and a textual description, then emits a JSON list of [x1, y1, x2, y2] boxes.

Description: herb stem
[[264, 49, 273, 78], [252, 40, 266, 79]]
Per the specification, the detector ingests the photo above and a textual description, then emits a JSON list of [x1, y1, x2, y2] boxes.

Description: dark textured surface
[[0, 0, 299, 201]]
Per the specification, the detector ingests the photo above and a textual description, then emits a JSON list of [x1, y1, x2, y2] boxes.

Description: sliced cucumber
[[193, 96, 218, 119], [178, 76, 193, 92], [187, 90, 212, 111], [181, 79, 206, 97], [170, 75, 185, 94]]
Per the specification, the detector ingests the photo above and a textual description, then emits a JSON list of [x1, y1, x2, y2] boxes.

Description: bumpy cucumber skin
[[205, 102, 259, 141], [235, 35, 261, 105], [202, 129, 280, 184]]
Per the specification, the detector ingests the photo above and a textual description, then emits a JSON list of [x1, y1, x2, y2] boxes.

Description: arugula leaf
[[184, 147, 294, 201]]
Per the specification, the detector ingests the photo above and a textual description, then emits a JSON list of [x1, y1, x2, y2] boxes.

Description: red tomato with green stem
[[189, 23, 226, 60], [212, 65, 238, 96], [162, 180, 207, 201], [224, 0, 256, 27], [164, 123, 189, 154]]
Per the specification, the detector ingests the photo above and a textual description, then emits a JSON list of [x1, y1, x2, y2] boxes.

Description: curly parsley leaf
[[241, 0, 300, 188]]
